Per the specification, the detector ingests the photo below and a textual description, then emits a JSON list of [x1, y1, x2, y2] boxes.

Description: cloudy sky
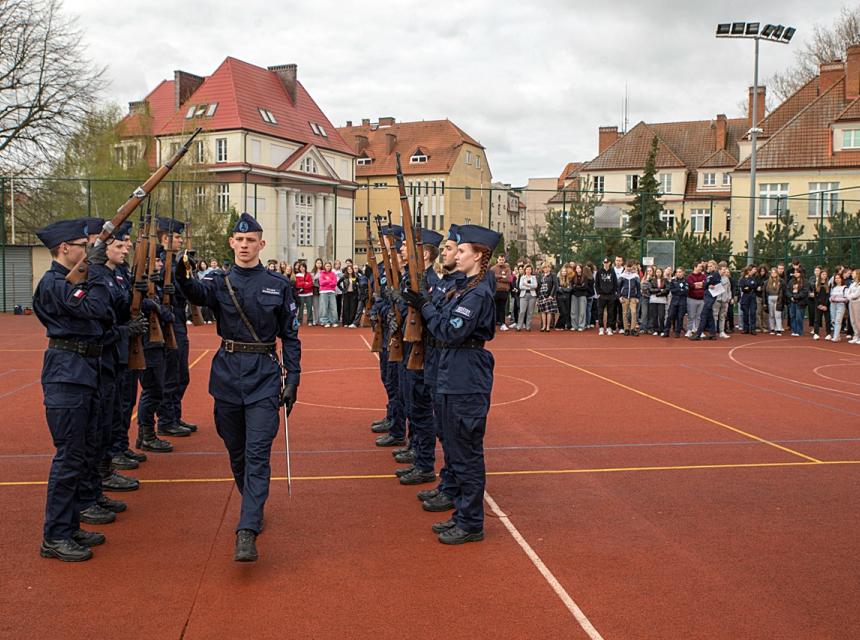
[[70, 0, 848, 185]]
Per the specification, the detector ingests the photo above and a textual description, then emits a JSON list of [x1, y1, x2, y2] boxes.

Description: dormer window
[[259, 108, 277, 124], [410, 154, 428, 164], [300, 157, 318, 173], [356, 158, 373, 166], [184, 103, 218, 119], [309, 122, 328, 137], [842, 129, 860, 148]]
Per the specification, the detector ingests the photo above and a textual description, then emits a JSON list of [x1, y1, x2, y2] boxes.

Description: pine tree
[[627, 135, 666, 242], [741, 209, 805, 266]]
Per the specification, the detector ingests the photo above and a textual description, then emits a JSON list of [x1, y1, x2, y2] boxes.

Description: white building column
[[285, 188, 298, 262], [275, 187, 289, 260], [323, 194, 335, 259], [314, 193, 325, 259]]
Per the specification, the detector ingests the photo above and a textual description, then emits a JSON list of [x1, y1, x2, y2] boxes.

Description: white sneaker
[[578, 328, 584, 332], [499, 324, 509, 331], [599, 328, 605, 335], [720, 332, 729, 339], [813, 334, 820, 341], [833, 337, 841, 343], [685, 330, 692, 337], [825, 334, 832, 341], [620, 329, 627, 335], [606, 329, 613, 336], [332, 323, 339, 327]]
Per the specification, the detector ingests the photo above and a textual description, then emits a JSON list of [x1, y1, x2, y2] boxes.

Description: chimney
[[598, 126, 620, 153], [174, 70, 204, 110], [846, 45, 860, 99], [748, 86, 766, 126], [355, 134, 369, 154], [379, 116, 395, 126], [819, 61, 844, 93], [386, 133, 397, 153], [268, 64, 297, 103], [345, 120, 353, 127], [715, 114, 727, 151], [361, 118, 371, 126], [128, 100, 148, 116]]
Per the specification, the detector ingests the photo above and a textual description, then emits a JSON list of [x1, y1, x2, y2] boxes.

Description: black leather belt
[[48, 338, 103, 358], [428, 336, 485, 350], [221, 339, 276, 354]]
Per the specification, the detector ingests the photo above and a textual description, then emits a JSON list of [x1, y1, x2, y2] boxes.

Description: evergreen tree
[[505, 239, 520, 264], [813, 208, 860, 267], [740, 209, 805, 266], [671, 214, 733, 269], [626, 135, 666, 242]]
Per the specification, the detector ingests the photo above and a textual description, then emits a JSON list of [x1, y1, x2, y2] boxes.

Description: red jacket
[[295, 272, 314, 295], [686, 272, 707, 300]]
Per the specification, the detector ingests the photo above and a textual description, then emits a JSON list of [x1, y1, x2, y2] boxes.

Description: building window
[[465, 186, 471, 200], [300, 157, 318, 174], [722, 172, 731, 186], [475, 155, 481, 169], [296, 193, 313, 246], [690, 208, 710, 233], [410, 154, 428, 163], [309, 122, 328, 137], [658, 173, 672, 194], [842, 129, 860, 148], [258, 108, 277, 124], [216, 184, 230, 213], [113, 146, 124, 166], [465, 150, 472, 165], [660, 209, 675, 230], [357, 157, 372, 166], [759, 183, 789, 217], [195, 186, 206, 206], [703, 172, 716, 187], [424, 180, 429, 195], [127, 146, 138, 166], [215, 138, 227, 163], [592, 176, 604, 194], [170, 142, 180, 156], [206, 103, 218, 117], [195, 140, 205, 163], [440, 180, 445, 195], [626, 174, 639, 193], [808, 182, 840, 218]]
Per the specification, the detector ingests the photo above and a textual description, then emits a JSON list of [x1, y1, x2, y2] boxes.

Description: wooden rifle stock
[[161, 222, 178, 350], [184, 211, 205, 326], [365, 220, 382, 349], [146, 216, 165, 345], [127, 212, 150, 370], [375, 215, 403, 362], [394, 153, 425, 370], [65, 128, 202, 285]]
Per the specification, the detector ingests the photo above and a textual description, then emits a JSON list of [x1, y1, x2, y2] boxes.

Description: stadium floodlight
[[714, 20, 796, 265]]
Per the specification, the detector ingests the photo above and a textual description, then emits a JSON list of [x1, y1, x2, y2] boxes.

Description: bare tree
[[0, 0, 105, 171], [767, 6, 860, 102]]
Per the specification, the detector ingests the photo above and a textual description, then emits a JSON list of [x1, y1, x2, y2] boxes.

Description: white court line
[[484, 491, 605, 640], [359, 333, 603, 638]]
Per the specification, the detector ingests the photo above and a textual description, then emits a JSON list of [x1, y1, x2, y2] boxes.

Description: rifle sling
[[224, 275, 263, 344]]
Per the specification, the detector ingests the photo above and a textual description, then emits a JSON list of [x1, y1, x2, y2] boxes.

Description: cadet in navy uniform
[[369, 253, 401, 437], [394, 228, 443, 486], [136, 249, 178, 452], [375, 225, 408, 449], [418, 225, 466, 512], [175, 213, 301, 562], [403, 224, 499, 544], [33, 219, 114, 561], [156, 217, 197, 435]]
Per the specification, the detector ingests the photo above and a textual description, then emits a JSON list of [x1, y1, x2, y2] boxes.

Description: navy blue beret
[[157, 217, 185, 235], [446, 224, 459, 242], [233, 212, 263, 234], [456, 224, 502, 251], [420, 229, 444, 247], [82, 217, 105, 237], [116, 221, 133, 239], [36, 219, 87, 249]]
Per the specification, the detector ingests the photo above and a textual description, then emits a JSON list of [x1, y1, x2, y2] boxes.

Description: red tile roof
[[336, 119, 484, 177], [737, 77, 860, 170], [835, 96, 860, 122], [117, 79, 176, 138], [557, 161, 585, 188], [758, 77, 820, 138], [155, 57, 354, 156]]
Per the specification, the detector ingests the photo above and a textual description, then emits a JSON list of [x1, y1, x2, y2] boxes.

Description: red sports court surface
[[1, 314, 859, 639]]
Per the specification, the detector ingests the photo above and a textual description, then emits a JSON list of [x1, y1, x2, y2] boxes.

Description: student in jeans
[[812, 270, 830, 341], [510, 266, 523, 328], [755, 265, 768, 333], [787, 271, 808, 337], [847, 269, 860, 344], [639, 266, 654, 334], [685, 262, 707, 336], [317, 262, 339, 327], [829, 273, 849, 342], [294, 262, 315, 325], [311, 258, 324, 325], [691, 260, 721, 341], [516, 265, 538, 331], [617, 260, 641, 336], [570, 264, 589, 331], [738, 266, 759, 335], [764, 267, 786, 336], [665, 267, 688, 338], [595, 258, 618, 335], [649, 268, 668, 335], [712, 265, 732, 339], [555, 266, 572, 330]]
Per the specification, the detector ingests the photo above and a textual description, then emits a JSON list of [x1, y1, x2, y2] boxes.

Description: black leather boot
[[137, 425, 173, 453], [234, 529, 258, 562]]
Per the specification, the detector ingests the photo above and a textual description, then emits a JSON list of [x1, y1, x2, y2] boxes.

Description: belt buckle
[[224, 340, 235, 353]]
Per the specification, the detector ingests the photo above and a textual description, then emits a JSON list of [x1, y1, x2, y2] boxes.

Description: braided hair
[[447, 243, 491, 300]]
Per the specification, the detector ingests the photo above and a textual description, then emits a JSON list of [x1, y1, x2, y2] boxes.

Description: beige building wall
[[524, 177, 557, 258]]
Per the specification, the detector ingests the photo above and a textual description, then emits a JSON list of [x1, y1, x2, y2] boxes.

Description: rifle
[[128, 203, 150, 370], [66, 128, 202, 285], [375, 214, 403, 362], [395, 153, 425, 370], [161, 216, 178, 350], [146, 206, 165, 346], [184, 209, 205, 326], [365, 218, 383, 350]]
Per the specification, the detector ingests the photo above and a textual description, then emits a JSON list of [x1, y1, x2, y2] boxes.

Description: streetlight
[[716, 22, 795, 265]]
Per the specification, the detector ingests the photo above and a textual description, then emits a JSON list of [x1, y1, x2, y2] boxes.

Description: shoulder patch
[[453, 305, 473, 318], [449, 316, 464, 329], [292, 317, 300, 331], [262, 287, 281, 295], [73, 288, 86, 299]]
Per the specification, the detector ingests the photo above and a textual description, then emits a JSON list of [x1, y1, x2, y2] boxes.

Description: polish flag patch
[[73, 289, 86, 299]]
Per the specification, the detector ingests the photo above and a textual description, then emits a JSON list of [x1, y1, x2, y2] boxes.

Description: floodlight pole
[[747, 36, 761, 266]]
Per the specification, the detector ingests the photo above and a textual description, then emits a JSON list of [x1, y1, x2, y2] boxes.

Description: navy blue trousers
[[214, 397, 280, 533], [160, 331, 189, 425], [695, 296, 717, 337], [43, 382, 100, 540], [429, 384, 454, 498], [438, 393, 490, 533], [667, 299, 686, 335], [741, 295, 757, 332], [138, 347, 168, 431], [383, 354, 406, 440], [402, 366, 435, 472], [80, 366, 117, 509], [111, 368, 138, 456]]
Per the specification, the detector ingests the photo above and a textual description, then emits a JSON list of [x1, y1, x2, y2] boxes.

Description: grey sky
[[70, 0, 848, 185]]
